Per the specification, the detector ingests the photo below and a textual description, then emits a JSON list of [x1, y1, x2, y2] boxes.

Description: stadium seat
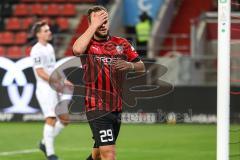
[[0, 33, 3, 44], [14, 4, 29, 16], [30, 4, 45, 16], [1, 32, 14, 45], [7, 46, 22, 58], [76, 15, 88, 33], [21, 0, 50, 2], [69, 0, 96, 2], [53, 0, 65, 2], [65, 15, 88, 56], [5, 18, 21, 31], [231, 24, 240, 39], [56, 17, 69, 31], [37, 0, 50, 3], [25, 46, 32, 56], [62, 4, 76, 16], [45, 4, 61, 16], [0, 46, 6, 56], [15, 32, 28, 45], [22, 17, 34, 30], [206, 23, 217, 40]]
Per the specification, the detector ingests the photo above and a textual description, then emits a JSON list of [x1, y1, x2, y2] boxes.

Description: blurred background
[[0, 0, 240, 160]]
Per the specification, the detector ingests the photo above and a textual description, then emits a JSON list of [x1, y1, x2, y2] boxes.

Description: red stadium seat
[[69, 0, 96, 2], [14, 4, 29, 16], [62, 4, 76, 16], [0, 33, 3, 44], [22, 17, 34, 30], [25, 46, 32, 56], [53, 0, 65, 2], [1, 32, 14, 45], [0, 46, 6, 56], [15, 32, 28, 45], [7, 46, 22, 58], [45, 4, 61, 16], [56, 17, 69, 31], [30, 4, 45, 16], [6, 18, 21, 31], [76, 15, 88, 34]]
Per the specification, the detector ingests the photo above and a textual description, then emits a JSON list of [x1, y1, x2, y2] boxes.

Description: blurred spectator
[[50, 19, 60, 34], [49, 19, 62, 48], [135, 11, 152, 57]]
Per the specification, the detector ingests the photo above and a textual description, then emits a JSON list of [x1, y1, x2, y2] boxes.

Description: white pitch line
[[0, 149, 39, 156], [0, 147, 90, 157], [0, 147, 163, 157]]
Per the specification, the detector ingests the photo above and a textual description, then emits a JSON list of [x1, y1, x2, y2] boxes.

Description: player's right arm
[[35, 68, 50, 82], [72, 11, 108, 55]]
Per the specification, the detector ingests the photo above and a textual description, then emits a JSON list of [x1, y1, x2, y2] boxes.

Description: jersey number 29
[[99, 129, 113, 142]]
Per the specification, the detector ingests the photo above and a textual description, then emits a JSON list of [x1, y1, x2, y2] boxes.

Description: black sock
[[86, 154, 93, 160]]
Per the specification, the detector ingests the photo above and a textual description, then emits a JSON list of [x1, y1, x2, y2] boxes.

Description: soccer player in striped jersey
[[73, 6, 145, 160]]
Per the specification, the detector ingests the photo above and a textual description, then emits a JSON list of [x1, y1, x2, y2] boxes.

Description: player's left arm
[[114, 39, 145, 72], [114, 59, 145, 72]]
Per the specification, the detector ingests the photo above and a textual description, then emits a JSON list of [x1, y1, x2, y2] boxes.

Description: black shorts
[[86, 110, 121, 147]]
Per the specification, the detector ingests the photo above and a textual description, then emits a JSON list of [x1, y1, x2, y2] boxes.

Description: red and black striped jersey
[[81, 36, 140, 112]]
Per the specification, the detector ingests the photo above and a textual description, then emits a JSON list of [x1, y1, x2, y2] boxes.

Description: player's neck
[[38, 39, 48, 46], [93, 34, 109, 41]]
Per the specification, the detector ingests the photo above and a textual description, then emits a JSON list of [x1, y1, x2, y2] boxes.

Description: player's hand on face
[[90, 11, 108, 29], [114, 60, 133, 71]]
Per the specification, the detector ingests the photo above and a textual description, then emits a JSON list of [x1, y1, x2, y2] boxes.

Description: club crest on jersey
[[116, 45, 123, 54]]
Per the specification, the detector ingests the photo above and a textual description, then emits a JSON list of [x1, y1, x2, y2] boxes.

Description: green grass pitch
[[0, 123, 219, 160]]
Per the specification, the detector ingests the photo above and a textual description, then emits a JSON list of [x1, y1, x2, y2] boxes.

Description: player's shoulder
[[30, 43, 41, 55], [46, 43, 54, 51], [32, 42, 41, 49], [47, 43, 54, 48], [110, 36, 129, 44]]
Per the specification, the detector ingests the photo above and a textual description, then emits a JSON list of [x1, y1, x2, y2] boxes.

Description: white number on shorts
[[99, 129, 113, 142]]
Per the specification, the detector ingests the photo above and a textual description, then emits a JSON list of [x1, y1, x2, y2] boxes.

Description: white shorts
[[36, 83, 58, 118]]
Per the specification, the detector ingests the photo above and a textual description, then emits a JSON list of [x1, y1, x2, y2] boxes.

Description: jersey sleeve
[[123, 39, 140, 62], [30, 48, 44, 69]]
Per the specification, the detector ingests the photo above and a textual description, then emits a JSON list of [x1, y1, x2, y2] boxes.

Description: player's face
[[38, 25, 52, 42], [95, 11, 109, 38]]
